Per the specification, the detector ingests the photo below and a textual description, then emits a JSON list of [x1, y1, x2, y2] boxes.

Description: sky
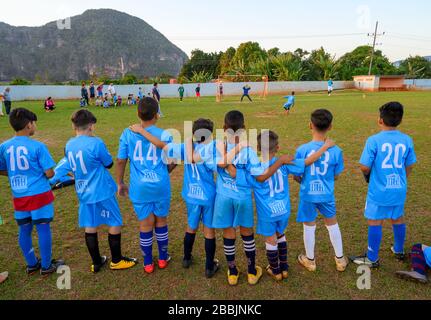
[[1, 0, 430, 61]]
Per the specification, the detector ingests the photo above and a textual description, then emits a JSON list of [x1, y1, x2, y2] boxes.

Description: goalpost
[[216, 74, 269, 102]]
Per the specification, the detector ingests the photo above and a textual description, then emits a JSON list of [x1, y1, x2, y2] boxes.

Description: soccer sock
[[303, 225, 316, 260], [242, 234, 257, 275], [18, 224, 38, 267], [35, 223, 53, 270], [223, 238, 238, 275], [326, 224, 344, 258], [367, 225, 383, 262], [108, 233, 122, 264], [205, 238, 216, 271], [85, 232, 102, 265], [266, 243, 281, 275], [392, 224, 406, 254], [140, 231, 153, 266], [277, 235, 289, 272], [155, 226, 169, 261], [411, 244, 427, 276], [183, 232, 196, 260]]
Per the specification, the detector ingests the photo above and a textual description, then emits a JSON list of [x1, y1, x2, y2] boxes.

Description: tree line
[[178, 42, 431, 83]]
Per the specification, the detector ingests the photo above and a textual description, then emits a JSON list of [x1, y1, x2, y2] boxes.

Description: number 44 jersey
[[360, 130, 416, 207], [295, 141, 344, 203]]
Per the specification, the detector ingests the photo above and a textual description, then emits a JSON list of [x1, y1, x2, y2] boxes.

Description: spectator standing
[[81, 83, 89, 106], [2, 87, 12, 115], [89, 81, 96, 105]]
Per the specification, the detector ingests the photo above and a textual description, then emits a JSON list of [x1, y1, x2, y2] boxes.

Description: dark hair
[[153, 82, 158, 86], [224, 110, 245, 132], [193, 118, 214, 143], [9, 108, 37, 132], [258, 130, 279, 153], [311, 109, 333, 131], [379, 101, 404, 127], [292, 91, 295, 95], [138, 97, 159, 121], [71, 109, 97, 129]]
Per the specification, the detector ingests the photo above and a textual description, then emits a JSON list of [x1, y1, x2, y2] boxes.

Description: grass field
[[0, 90, 430, 300]]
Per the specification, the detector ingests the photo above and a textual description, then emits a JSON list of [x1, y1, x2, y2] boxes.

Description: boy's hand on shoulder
[[129, 124, 144, 134], [324, 138, 336, 149], [117, 183, 129, 197], [280, 154, 294, 165]]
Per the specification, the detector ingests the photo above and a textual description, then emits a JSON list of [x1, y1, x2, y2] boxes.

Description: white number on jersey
[[7, 146, 30, 171], [309, 150, 330, 176], [191, 163, 201, 181], [68, 150, 88, 174], [268, 170, 284, 197], [133, 141, 144, 164], [381, 143, 406, 169], [146, 144, 158, 165]]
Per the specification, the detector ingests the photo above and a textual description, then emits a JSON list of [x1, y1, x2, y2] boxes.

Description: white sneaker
[[335, 256, 348, 272], [298, 254, 316, 272]]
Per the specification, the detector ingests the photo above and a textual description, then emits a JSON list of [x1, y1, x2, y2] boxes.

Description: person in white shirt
[[108, 83, 116, 99]]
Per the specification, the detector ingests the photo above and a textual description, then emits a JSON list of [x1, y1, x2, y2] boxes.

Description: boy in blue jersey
[[294, 109, 347, 272], [213, 110, 295, 286], [0, 108, 64, 276], [129, 118, 236, 278], [116, 97, 175, 274], [65, 110, 137, 273], [250, 131, 335, 281], [328, 79, 334, 96], [283, 92, 295, 116], [352, 102, 416, 268], [396, 243, 431, 284]]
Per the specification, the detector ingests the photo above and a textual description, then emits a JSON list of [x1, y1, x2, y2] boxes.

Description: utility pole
[[368, 21, 385, 76]]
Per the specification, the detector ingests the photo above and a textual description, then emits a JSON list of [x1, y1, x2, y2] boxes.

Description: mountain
[[0, 9, 188, 82]]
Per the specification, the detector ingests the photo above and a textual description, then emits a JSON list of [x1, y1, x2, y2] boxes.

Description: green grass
[[1, 90, 431, 300]]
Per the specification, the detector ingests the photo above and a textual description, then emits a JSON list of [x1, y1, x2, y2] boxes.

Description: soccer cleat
[[298, 254, 316, 272], [350, 255, 380, 269], [91, 256, 108, 273], [110, 256, 138, 271], [391, 246, 407, 261], [144, 263, 155, 274], [182, 256, 193, 269], [248, 266, 263, 285], [0, 271, 8, 284], [335, 256, 349, 272], [40, 259, 65, 276], [158, 255, 171, 269], [26, 258, 41, 275], [227, 268, 240, 286], [395, 270, 428, 284], [281, 270, 289, 279], [266, 265, 283, 282], [205, 260, 220, 279]]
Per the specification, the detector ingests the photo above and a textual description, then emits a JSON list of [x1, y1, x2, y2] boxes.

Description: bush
[[9, 78, 31, 85]]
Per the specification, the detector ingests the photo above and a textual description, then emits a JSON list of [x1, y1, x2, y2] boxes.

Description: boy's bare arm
[[217, 141, 248, 168], [360, 164, 371, 175], [0, 171, 8, 176], [256, 155, 294, 183], [116, 159, 128, 196], [304, 139, 335, 166], [45, 168, 55, 179], [406, 165, 414, 178], [226, 165, 237, 178], [129, 124, 168, 150]]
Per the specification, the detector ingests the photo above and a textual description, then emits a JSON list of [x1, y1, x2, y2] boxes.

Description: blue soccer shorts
[[364, 199, 404, 221], [284, 103, 293, 110], [257, 218, 289, 237], [133, 199, 170, 221], [186, 202, 214, 230], [212, 193, 254, 229], [79, 197, 123, 228], [297, 200, 337, 223], [15, 203, 55, 225]]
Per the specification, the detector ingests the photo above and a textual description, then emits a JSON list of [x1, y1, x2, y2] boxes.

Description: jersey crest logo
[[269, 200, 288, 217], [187, 183, 206, 200], [309, 180, 325, 195], [141, 170, 160, 183], [76, 180, 89, 193], [223, 178, 238, 192], [386, 174, 402, 189], [10, 175, 28, 192]]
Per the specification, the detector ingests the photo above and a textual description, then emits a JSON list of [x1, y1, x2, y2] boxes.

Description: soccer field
[[0, 90, 430, 300]]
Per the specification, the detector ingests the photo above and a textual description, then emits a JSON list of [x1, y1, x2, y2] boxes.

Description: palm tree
[[271, 54, 307, 81]]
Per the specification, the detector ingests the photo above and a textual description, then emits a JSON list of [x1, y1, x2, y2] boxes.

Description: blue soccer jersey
[[167, 141, 216, 206], [285, 95, 295, 105], [295, 141, 344, 203], [250, 158, 305, 222], [65, 136, 117, 204], [425, 247, 431, 268], [118, 126, 173, 203], [216, 143, 265, 200], [360, 130, 416, 207], [0, 136, 55, 198]]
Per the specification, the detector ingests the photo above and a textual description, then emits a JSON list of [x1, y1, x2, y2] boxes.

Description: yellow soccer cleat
[[282, 270, 289, 280], [227, 268, 240, 286], [110, 256, 138, 271], [248, 266, 263, 285], [266, 265, 283, 282], [298, 254, 316, 272], [335, 256, 348, 272]]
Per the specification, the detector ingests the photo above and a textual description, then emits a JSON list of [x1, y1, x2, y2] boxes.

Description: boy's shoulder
[[368, 130, 413, 143]]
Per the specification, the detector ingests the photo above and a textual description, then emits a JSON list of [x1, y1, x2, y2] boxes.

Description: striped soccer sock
[[140, 231, 153, 266], [242, 234, 257, 275], [224, 238, 238, 275], [155, 226, 169, 261]]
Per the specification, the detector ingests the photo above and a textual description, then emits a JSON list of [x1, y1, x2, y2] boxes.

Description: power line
[[170, 33, 367, 41]]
